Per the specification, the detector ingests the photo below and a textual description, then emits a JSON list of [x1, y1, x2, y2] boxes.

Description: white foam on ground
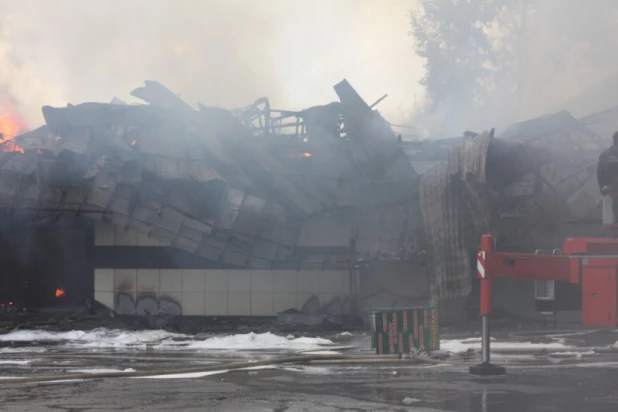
[[0, 329, 335, 354], [155, 332, 334, 352], [0, 329, 186, 349], [440, 338, 572, 353]]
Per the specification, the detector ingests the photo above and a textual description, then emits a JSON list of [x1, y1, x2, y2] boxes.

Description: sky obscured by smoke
[[414, 0, 618, 137], [1, 0, 618, 137], [511, 0, 618, 120], [0, 0, 422, 128]]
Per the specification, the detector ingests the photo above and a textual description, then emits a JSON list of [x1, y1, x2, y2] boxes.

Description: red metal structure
[[469, 203, 618, 376]]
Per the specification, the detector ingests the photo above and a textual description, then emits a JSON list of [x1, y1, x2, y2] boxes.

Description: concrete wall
[[94, 268, 351, 317]]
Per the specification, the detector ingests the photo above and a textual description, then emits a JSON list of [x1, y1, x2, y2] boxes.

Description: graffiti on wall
[[115, 292, 182, 316], [112, 293, 351, 317]]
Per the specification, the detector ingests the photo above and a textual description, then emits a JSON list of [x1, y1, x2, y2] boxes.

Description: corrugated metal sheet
[[419, 131, 499, 301], [420, 163, 472, 301]]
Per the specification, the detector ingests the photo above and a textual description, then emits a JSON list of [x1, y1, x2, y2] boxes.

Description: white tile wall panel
[[274, 293, 298, 313], [94, 221, 114, 246], [160, 269, 182, 293], [228, 270, 251, 292], [342, 271, 351, 294], [296, 293, 317, 311], [160, 292, 182, 315], [114, 269, 136, 291], [182, 293, 205, 315], [137, 269, 159, 293], [228, 292, 251, 315], [297, 271, 320, 293], [319, 293, 341, 309], [319, 271, 344, 294], [115, 291, 136, 315], [205, 270, 228, 292], [251, 293, 274, 316], [95, 291, 114, 309], [274, 270, 297, 293], [205, 292, 228, 316], [94, 269, 114, 292], [182, 270, 205, 293], [97, 267, 353, 318], [250, 271, 274, 293]]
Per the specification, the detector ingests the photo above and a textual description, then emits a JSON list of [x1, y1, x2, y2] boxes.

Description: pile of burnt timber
[[8, 80, 418, 270]]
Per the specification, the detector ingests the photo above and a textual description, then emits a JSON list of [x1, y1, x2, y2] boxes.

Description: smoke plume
[[411, 0, 618, 137], [0, 0, 423, 128]]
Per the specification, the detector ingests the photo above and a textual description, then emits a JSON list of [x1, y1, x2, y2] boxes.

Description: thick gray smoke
[[0, 0, 422, 128], [411, 0, 618, 137]]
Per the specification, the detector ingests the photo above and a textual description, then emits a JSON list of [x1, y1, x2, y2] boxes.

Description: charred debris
[[0, 78, 613, 332]]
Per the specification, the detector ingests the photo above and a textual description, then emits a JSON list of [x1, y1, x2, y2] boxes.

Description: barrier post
[[469, 235, 506, 376]]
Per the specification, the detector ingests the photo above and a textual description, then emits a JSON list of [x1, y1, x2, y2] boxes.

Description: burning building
[[0, 78, 611, 324], [0, 80, 424, 322]]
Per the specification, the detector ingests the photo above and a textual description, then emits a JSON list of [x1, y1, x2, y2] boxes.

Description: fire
[[301, 152, 312, 158], [0, 105, 28, 153], [55, 288, 66, 298], [130, 139, 137, 146]]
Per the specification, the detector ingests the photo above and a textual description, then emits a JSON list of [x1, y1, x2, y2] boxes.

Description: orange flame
[[55, 288, 66, 298], [0, 105, 28, 153], [301, 152, 312, 158], [131, 139, 137, 146]]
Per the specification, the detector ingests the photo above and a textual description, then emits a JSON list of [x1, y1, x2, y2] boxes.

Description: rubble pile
[[1, 78, 615, 307], [7, 80, 418, 270]]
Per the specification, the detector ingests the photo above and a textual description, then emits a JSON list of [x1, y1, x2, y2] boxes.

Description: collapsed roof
[[7, 80, 418, 269], [0, 80, 612, 302]]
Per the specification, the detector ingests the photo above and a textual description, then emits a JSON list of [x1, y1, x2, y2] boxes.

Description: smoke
[[413, 0, 618, 137], [3, 0, 616, 138], [0, 0, 423, 128], [515, 0, 618, 119]]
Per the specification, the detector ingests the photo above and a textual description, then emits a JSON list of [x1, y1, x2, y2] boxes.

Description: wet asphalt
[[0, 354, 617, 411], [0, 328, 618, 411]]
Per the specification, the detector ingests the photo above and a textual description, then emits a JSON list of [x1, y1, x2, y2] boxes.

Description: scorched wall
[[93, 221, 352, 317]]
